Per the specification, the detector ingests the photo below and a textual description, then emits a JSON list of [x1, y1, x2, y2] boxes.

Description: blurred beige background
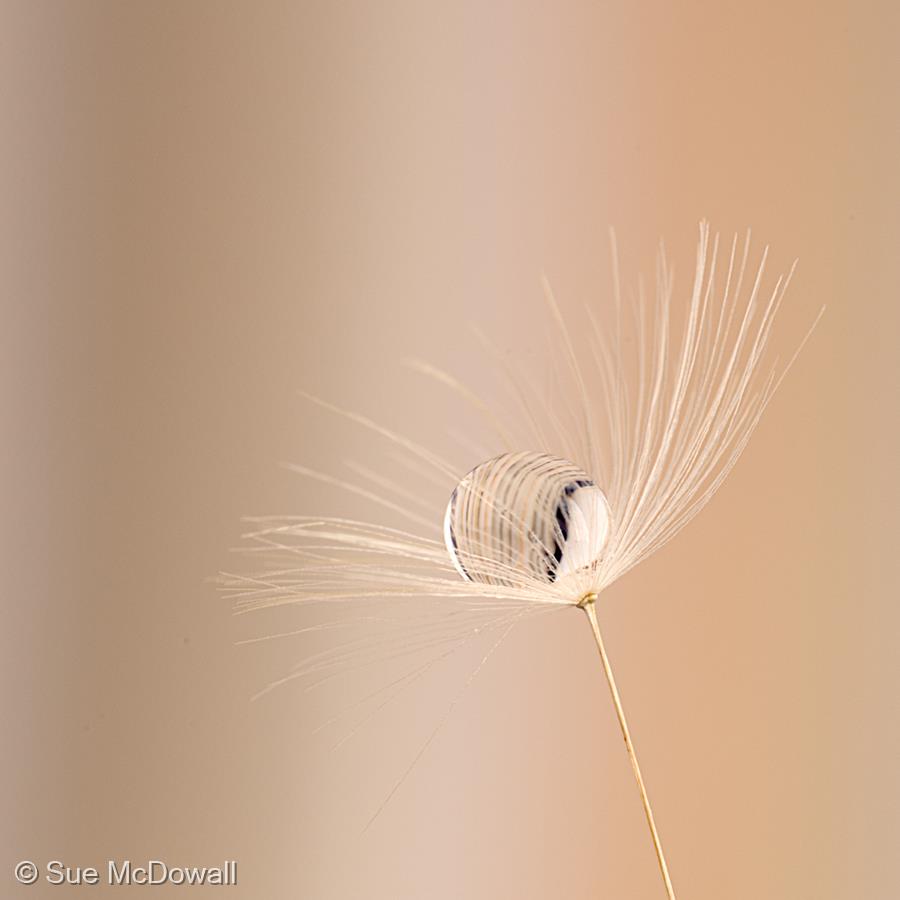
[[2, 2, 897, 898]]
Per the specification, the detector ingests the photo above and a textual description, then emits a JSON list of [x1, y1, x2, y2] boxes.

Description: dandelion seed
[[228, 222, 822, 900]]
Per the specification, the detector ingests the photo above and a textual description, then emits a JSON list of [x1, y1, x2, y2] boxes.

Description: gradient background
[[2, 2, 898, 898]]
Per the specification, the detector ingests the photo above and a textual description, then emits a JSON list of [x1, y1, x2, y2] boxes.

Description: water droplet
[[444, 451, 610, 587]]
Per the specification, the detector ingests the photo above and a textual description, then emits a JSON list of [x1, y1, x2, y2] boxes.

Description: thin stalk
[[580, 595, 677, 900]]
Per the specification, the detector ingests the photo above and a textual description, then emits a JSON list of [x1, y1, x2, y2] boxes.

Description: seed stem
[[581, 596, 677, 900]]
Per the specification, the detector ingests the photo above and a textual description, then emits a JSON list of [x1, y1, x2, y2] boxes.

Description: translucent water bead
[[443, 451, 610, 587]]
